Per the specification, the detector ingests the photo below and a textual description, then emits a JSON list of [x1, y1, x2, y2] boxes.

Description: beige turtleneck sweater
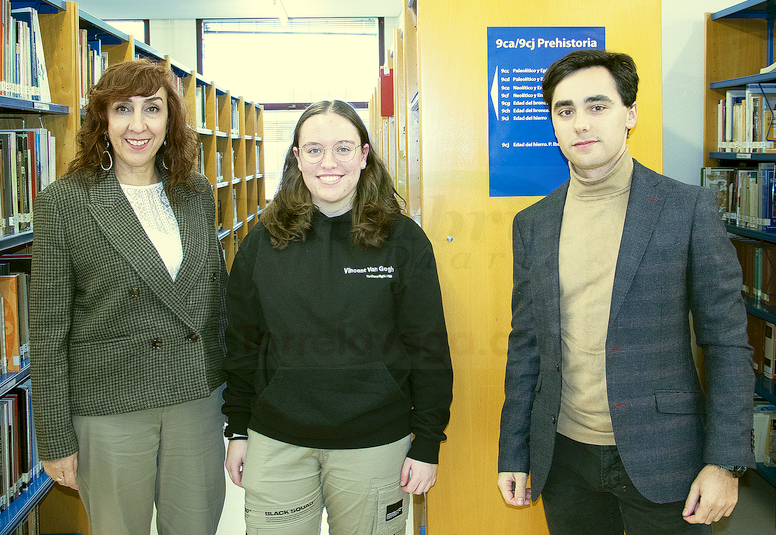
[[557, 148, 633, 446]]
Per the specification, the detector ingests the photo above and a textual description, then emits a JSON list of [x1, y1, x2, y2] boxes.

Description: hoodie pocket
[[256, 362, 409, 438]]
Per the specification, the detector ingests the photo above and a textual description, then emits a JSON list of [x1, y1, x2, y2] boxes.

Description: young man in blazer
[[497, 50, 755, 534]]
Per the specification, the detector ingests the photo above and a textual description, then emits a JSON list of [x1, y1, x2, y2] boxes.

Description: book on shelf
[[0, 398, 9, 509], [751, 314, 767, 375], [767, 416, 776, 467], [231, 102, 240, 135], [10, 7, 51, 102], [196, 85, 206, 129], [0, 6, 53, 102], [0, 273, 29, 374], [76, 29, 108, 107], [717, 85, 776, 153], [754, 399, 776, 464], [702, 164, 776, 231], [0, 128, 55, 235], [232, 189, 238, 226], [0, 379, 41, 514], [14, 504, 40, 535]]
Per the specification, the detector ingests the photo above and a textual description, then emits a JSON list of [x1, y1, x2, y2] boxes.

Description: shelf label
[[32, 101, 50, 111], [487, 26, 605, 196]]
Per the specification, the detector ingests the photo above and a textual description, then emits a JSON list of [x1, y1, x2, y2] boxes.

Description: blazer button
[[129, 287, 140, 298], [151, 338, 163, 349], [186, 332, 200, 342], [551, 416, 557, 425], [555, 363, 560, 372], [210, 272, 218, 282]]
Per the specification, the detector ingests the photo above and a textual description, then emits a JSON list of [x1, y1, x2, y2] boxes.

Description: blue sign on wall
[[488, 27, 605, 197]]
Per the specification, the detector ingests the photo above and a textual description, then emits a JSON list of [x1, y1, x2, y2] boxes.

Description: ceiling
[[75, 0, 404, 20]]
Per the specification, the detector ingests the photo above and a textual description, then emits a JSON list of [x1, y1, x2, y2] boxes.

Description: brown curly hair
[[261, 100, 403, 249], [66, 59, 199, 201]]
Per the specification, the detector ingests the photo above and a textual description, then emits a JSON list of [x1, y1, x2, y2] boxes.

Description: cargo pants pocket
[[357, 482, 409, 535]]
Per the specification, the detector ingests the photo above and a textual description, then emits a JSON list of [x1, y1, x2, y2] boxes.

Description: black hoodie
[[222, 210, 453, 463]]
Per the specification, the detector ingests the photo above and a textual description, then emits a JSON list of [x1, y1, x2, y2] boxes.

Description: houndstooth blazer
[[29, 167, 228, 461], [498, 160, 755, 504]]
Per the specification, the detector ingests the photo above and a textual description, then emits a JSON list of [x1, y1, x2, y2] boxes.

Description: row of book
[[78, 28, 108, 107], [195, 85, 207, 131], [0, 378, 40, 513], [702, 164, 776, 231], [717, 85, 776, 153], [731, 237, 776, 306], [11, 504, 39, 535], [0, 257, 31, 376], [747, 314, 776, 378], [0, 128, 57, 236], [194, 86, 243, 135], [9, 504, 39, 535], [0, 4, 51, 102], [754, 396, 776, 466]]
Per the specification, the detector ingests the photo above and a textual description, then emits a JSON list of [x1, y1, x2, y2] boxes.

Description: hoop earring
[[161, 138, 170, 170], [101, 138, 113, 172]]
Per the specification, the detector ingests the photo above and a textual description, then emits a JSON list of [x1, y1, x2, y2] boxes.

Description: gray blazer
[[498, 160, 755, 504], [29, 168, 228, 461]]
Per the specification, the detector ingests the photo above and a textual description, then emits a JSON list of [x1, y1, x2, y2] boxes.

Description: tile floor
[[713, 469, 776, 535], [152, 446, 776, 534]]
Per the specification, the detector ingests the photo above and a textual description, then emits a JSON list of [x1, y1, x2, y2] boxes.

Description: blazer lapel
[[87, 172, 194, 327], [171, 183, 208, 297], [533, 183, 567, 346], [608, 161, 666, 327]]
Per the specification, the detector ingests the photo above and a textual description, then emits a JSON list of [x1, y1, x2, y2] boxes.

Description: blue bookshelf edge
[[712, 0, 775, 21], [0, 361, 31, 398], [0, 359, 43, 535], [0, 474, 53, 535]]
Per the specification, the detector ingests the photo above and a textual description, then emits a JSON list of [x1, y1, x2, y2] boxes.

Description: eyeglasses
[[297, 141, 362, 164]]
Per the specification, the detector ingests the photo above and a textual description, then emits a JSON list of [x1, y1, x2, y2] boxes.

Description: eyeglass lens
[[300, 142, 360, 164]]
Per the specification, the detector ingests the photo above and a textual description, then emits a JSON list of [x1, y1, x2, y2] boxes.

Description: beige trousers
[[72, 385, 226, 535], [242, 430, 411, 535]]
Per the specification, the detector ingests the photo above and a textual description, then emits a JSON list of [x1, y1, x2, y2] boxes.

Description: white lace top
[[120, 181, 182, 281]]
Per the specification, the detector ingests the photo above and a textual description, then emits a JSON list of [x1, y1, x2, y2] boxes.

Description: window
[[104, 19, 149, 45], [202, 18, 378, 199], [263, 107, 370, 199], [202, 18, 378, 103]]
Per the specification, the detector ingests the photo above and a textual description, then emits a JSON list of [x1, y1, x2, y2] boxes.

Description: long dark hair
[[67, 59, 199, 200], [260, 100, 403, 249]]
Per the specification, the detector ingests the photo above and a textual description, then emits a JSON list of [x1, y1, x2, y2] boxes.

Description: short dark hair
[[542, 50, 639, 108]]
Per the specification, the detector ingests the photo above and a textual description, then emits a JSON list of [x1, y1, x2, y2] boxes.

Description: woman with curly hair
[[30, 59, 228, 535], [222, 100, 453, 534]]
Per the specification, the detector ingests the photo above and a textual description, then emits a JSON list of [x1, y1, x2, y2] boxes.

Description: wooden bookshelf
[[0, 362, 52, 535], [706, 4, 776, 528], [0, 1, 264, 532]]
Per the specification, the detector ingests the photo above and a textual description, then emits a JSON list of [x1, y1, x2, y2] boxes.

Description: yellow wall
[[416, 1, 662, 533]]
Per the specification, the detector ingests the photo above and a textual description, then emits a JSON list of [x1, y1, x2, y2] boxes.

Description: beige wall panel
[[416, 1, 662, 533]]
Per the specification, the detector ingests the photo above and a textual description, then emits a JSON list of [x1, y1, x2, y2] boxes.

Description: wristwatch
[[718, 465, 747, 478]]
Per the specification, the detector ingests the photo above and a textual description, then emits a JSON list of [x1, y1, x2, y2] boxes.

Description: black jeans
[[541, 433, 711, 535]]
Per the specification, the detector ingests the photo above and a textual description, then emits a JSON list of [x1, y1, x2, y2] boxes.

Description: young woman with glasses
[[221, 100, 453, 535]]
